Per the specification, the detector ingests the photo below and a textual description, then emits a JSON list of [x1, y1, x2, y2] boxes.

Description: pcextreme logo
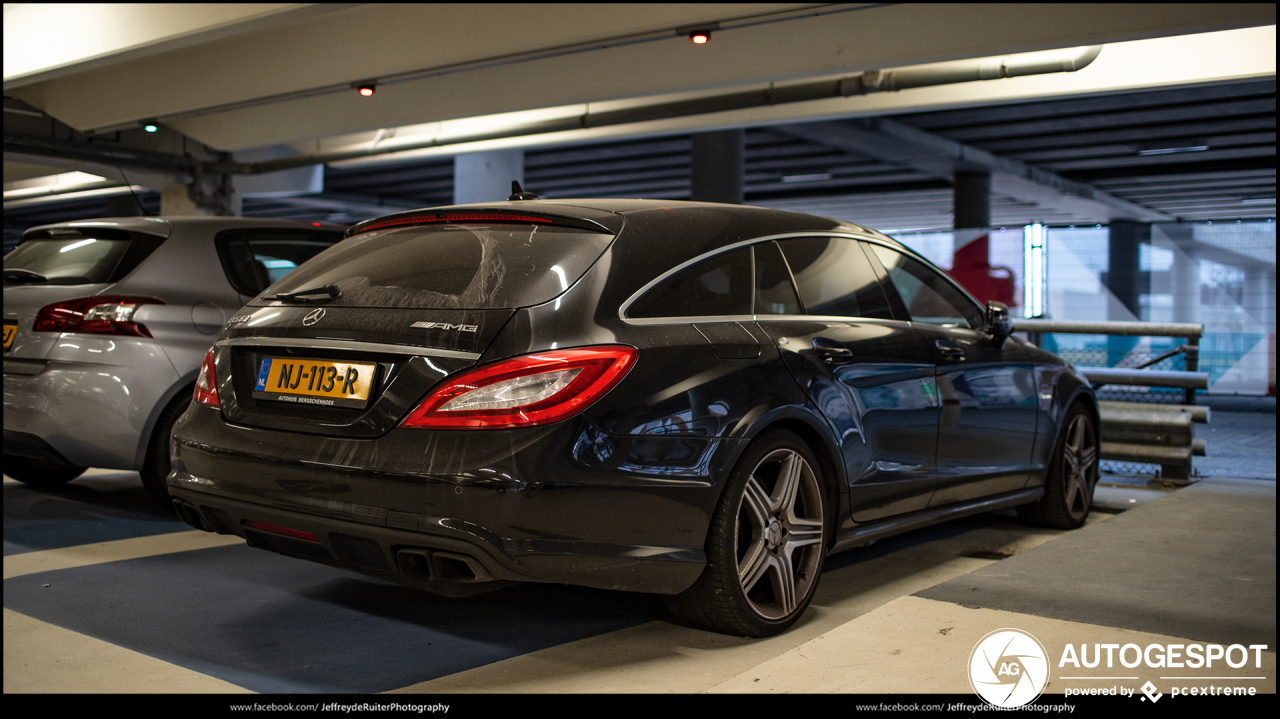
[[969, 628, 1050, 708]]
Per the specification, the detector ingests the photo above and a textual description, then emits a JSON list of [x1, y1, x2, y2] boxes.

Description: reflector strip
[[242, 519, 319, 542]]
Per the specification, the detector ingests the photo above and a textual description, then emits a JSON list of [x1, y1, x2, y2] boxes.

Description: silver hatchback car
[[3, 216, 345, 506]]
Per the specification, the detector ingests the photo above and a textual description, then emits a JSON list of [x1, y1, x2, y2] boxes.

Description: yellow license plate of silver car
[[3, 323, 15, 350], [253, 357, 376, 409]]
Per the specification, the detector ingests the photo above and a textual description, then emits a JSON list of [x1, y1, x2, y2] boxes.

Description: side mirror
[[986, 301, 1012, 348]]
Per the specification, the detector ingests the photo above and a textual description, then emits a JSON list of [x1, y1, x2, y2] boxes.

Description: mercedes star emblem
[[302, 308, 326, 326]]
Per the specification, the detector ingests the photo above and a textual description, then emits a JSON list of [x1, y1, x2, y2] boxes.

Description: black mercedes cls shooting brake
[[169, 198, 1099, 637]]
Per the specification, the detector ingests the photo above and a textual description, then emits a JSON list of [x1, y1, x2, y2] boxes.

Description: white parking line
[[4, 531, 243, 580], [4, 608, 253, 694]]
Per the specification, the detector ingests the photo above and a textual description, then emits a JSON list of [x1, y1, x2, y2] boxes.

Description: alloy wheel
[[734, 448, 825, 620], [1061, 413, 1097, 521]]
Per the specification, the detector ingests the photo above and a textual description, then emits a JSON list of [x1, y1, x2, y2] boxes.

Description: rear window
[[217, 229, 346, 296], [256, 224, 613, 309], [3, 230, 164, 285]]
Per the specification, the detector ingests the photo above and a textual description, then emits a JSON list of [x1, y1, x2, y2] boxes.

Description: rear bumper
[[3, 335, 181, 469], [3, 430, 76, 466], [169, 404, 741, 594]]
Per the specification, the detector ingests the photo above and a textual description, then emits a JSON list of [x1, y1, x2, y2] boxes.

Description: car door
[[755, 236, 940, 523], [867, 244, 1040, 506]]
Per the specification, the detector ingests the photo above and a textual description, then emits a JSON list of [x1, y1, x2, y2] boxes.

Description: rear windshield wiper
[[3, 268, 48, 284], [267, 283, 341, 303]]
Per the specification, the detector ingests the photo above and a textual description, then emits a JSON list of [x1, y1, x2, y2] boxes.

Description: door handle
[[812, 337, 854, 364], [935, 339, 966, 361]]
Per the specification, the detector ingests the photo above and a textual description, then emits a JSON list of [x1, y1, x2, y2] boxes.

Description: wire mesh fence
[[1052, 346, 1193, 480]]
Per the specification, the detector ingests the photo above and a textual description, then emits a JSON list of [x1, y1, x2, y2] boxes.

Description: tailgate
[[215, 305, 513, 437]]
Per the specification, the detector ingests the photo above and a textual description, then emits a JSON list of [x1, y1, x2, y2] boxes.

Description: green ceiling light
[[142, 121, 158, 133]]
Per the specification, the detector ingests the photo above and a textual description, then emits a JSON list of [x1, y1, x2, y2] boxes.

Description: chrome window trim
[[215, 336, 481, 361], [618, 230, 910, 325], [623, 313, 921, 327]]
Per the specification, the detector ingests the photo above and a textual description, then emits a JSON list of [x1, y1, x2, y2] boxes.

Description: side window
[[753, 241, 801, 315], [776, 236, 894, 320], [868, 244, 984, 329], [627, 246, 752, 319], [218, 230, 345, 296]]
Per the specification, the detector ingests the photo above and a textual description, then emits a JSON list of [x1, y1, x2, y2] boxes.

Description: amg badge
[[411, 321, 478, 333]]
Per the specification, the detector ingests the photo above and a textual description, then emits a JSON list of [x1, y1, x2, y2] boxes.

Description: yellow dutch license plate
[[252, 357, 377, 409], [3, 323, 16, 350]]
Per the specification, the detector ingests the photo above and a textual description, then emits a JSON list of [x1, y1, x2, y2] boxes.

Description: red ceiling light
[[689, 30, 711, 44], [356, 82, 376, 97]]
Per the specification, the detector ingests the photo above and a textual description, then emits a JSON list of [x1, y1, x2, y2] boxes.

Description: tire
[[1018, 402, 1098, 529], [139, 385, 194, 511], [664, 428, 829, 637], [3, 455, 86, 487]]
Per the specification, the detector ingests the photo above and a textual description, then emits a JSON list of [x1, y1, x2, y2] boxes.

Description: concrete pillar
[[690, 130, 744, 204], [1171, 245, 1200, 326], [1106, 220, 1148, 319], [1106, 219, 1150, 361], [952, 172, 990, 230], [1155, 223, 1200, 325], [1246, 266, 1276, 334], [160, 181, 206, 216], [159, 178, 240, 216], [454, 150, 524, 205]]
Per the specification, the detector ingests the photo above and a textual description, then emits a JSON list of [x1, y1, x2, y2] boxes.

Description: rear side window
[[259, 224, 613, 309], [628, 247, 752, 319], [777, 237, 894, 320], [218, 229, 346, 297], [868, 244, 984, 329], [4, 230, 164, 285]]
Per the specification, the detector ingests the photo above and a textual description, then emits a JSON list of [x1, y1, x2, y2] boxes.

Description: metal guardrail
[[1013, 319, 1203, 405], [1013, 319, 1207, 482], [1013, 319, 1202, 338], [1079, 367, 1209, 390]]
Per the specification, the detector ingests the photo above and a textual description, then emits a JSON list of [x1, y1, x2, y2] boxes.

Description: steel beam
[[775, 118, 1171, 223]]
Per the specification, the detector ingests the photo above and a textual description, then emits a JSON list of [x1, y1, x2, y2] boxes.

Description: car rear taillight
[[400, 346, 637, 429], [33, 295, 163, 337], [194, 348, 220, 408]]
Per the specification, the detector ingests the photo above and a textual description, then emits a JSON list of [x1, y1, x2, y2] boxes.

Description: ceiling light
[[782, 173, 832, 183], [1137, 145, 1209, 156], [355, 82, 377, 97], [142, 121, 158, 133], [689, 30, 711, 44]]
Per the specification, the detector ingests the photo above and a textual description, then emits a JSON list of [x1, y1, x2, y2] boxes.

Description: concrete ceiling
[[2, 4, 1275, 241], [5, 3, 1274, 151]]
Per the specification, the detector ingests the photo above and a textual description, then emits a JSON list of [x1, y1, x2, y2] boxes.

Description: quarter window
[[627, 246, 753, 319], [777, 237, 894, 320]]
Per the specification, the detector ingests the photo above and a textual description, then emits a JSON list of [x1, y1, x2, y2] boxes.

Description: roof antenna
[[508, 180, 539, 201]]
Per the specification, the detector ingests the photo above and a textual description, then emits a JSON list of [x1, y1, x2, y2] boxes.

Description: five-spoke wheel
[[735, 447, 825, 620], [1018, 403, 1098, 529], [665, 429, 828, 637]]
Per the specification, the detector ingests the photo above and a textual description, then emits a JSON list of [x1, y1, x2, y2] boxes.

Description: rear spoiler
[[347, 208, 618, 237]]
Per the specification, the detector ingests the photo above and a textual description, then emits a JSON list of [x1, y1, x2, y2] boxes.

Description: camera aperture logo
[[969, 628, 1050, 708]]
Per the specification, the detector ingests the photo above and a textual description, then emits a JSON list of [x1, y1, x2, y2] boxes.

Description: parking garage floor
[[4, 410, 1275, 696]]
